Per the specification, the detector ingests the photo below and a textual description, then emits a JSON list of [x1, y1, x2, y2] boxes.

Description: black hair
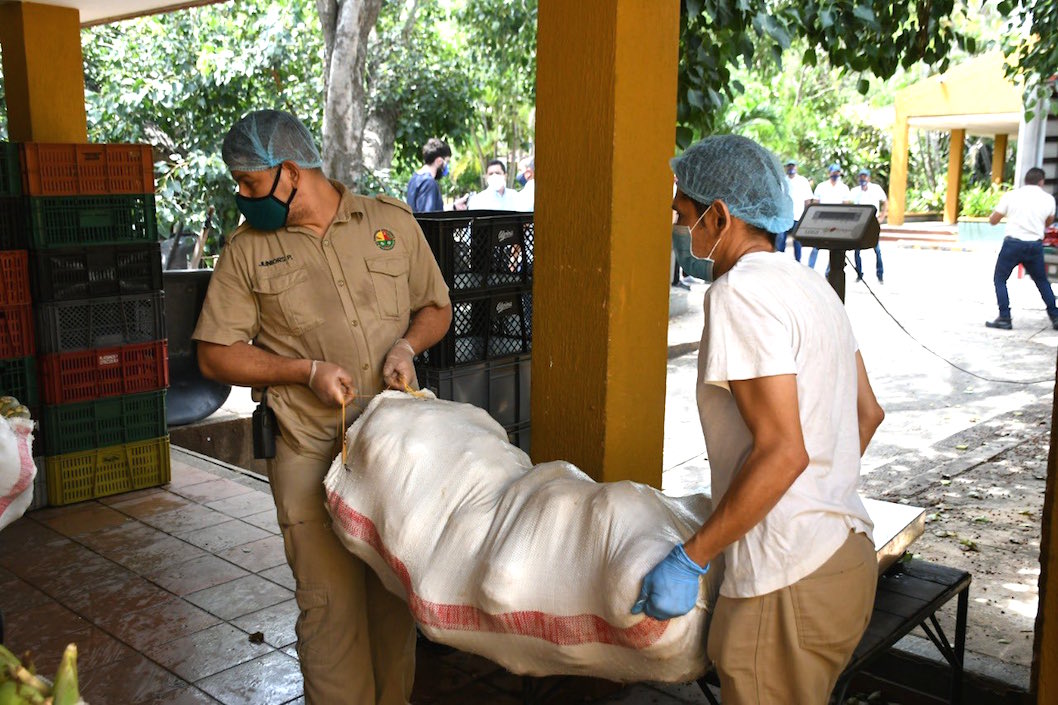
[[486, 159, 506, 174], [1025, 167, 1046, 186], [422, 138, 452, 165]]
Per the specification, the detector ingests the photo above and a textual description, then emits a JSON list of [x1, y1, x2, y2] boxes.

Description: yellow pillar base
[[533, 0, 678, 485], [0, 2, 88, 142], [944, 129, 966, 225]]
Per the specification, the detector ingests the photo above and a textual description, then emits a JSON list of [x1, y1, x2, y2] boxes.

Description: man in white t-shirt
[[775, 159, 813, 262], [985, 167, 1058, 330], [633, 135, 884, 703], [851, 169, 888, 283], [807, 163, 852, 269]]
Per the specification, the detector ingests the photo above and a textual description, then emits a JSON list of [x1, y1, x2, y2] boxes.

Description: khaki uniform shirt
[[193, 181, 450, 459]]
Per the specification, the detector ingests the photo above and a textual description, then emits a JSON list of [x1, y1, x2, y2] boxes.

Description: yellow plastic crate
[[45, 435, 170, 505]]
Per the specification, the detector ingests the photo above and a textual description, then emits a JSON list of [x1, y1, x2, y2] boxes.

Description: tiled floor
[[1, 448, 714, 705]]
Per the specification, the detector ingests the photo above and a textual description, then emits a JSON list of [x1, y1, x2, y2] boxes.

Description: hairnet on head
[[670, 135, 794, 235], [222, 109, 323, 172]]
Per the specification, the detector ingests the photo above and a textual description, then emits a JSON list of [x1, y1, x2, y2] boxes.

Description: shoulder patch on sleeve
[[375, 194, 414, 214]]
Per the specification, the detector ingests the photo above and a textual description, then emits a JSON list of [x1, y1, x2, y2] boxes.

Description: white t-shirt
[[813, 179, 851, 204], [515, 179, 535, 212], [468, 187, 519, 211], [696, 252, 874, 598], [852, 182, 887, 211], [786, 174, 814, 221], [994, 185, 1056, 241]]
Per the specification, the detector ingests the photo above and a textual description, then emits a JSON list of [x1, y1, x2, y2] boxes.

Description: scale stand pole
[[826, 248, 847, 303]]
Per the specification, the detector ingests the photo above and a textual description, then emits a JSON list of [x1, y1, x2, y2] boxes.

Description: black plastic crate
[[0, 143, 20, 197], [0, 356, 38, 408], [417, 210, 533, 293], [0, 197, 30, 250], [420, 289, 531, 367], [32, 243, 163, 302], [38, 292, 167, 354], [418, 353, 530, 428], [505, 421, 530, 454]]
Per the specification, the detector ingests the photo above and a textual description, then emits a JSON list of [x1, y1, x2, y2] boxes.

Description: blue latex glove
[[631, 544, 710, 620]]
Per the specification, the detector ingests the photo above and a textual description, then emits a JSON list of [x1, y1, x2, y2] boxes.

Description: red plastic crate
[[0, 251, 30, 305], [40, 340, 168, 405], [21, 143, 155, 196], [0, 303, 34, 357]]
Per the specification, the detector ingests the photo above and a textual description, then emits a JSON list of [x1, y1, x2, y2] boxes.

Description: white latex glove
[[383, 339, 417, 390]]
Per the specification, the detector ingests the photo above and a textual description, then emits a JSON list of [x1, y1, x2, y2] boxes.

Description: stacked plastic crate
[[415, 210, 534, 452], [0, 145, 40, 499], [0, 142, 170, 506]]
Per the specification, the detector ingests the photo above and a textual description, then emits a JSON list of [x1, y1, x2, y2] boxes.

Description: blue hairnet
[[222, 110, 323, 172], [670, 135, 794, 236]]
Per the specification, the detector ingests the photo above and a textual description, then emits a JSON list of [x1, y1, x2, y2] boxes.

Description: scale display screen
[[792, 204, 880, 249]]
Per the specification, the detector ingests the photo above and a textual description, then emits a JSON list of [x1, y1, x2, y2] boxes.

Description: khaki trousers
[[268, 437, 416, 705], [707, 531, 876, 705]]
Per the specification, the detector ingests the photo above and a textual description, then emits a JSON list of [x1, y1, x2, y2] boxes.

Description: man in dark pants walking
[[985, 167, 1058, 330]]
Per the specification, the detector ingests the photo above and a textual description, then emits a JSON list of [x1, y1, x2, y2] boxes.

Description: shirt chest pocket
[[365, 256, 410, 320], [253, 267, 325, 336]]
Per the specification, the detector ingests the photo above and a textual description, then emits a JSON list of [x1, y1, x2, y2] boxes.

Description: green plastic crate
[[45, 435, 171, 506], [42, 390, 167, 456], [26, 194, 158, 249], [0, 143, 20, 197], [0, 356, 38, 408]]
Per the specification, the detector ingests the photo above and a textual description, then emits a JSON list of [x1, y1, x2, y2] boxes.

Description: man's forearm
[[683, 444, 809, 568], [198, 340, 311, 388], [402, 304, 453, 353]]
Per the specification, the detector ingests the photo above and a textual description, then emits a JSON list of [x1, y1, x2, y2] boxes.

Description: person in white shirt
[[633, 135, 883, 703], [985, 167, 1058, 330], [775, 159, 813, 262], [851, 169, 888, 283], [514, 155, 535, 212], [807, 163, 851, 269], [467, 159, 519, 211]]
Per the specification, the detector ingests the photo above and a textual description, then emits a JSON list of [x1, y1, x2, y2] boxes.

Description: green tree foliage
[[82, 0, 325, 240], [1000, 0, 1058, 112], [677, 0, 976, 145], [455, 0, 537, 184]]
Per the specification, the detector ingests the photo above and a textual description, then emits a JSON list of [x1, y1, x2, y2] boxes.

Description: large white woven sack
[[324, 391, 721, 683], [0, 416, 37, 532]]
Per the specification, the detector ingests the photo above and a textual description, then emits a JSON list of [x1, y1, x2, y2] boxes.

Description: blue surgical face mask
[[859, 176, 869, 186], [436, 161, 450, 180], [235, 167, 295, 231], [671, 206, 718, 282], [829, 173, 840, 182], [786, 166, 796, 176]]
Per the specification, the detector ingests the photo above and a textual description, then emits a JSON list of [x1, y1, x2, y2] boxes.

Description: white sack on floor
[[0, 416, 37, 531], [324, 391, 721, 683]]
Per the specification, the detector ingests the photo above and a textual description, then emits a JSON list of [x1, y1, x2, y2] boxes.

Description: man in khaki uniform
[[194, 110, 452, 705]]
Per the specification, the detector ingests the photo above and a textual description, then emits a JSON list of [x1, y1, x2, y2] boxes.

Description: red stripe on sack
[[0, 423, 36, 519], [326, 490, 669, 649]]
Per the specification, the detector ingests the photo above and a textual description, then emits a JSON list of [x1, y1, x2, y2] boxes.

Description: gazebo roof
[[6, 0, 226, 26], [895, 51, 1023, 136]]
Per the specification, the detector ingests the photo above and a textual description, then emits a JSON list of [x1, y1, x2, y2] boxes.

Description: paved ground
[[659, 241, 1055, 698]]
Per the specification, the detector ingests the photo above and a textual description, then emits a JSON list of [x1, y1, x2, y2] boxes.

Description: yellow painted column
[[888, 108, 910, 226], [1034, 366, 1058, 701], [992, 133, 1008, 185], [0, 2, 88, 142], [533, 0, 678, 485], [945, 129, 966, 225]]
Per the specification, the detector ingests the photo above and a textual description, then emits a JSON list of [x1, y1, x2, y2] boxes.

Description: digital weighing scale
[[791, 203, 880, 302]]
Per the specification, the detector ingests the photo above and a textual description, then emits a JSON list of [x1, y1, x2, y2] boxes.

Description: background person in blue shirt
[[406, 138, 452, 212]]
